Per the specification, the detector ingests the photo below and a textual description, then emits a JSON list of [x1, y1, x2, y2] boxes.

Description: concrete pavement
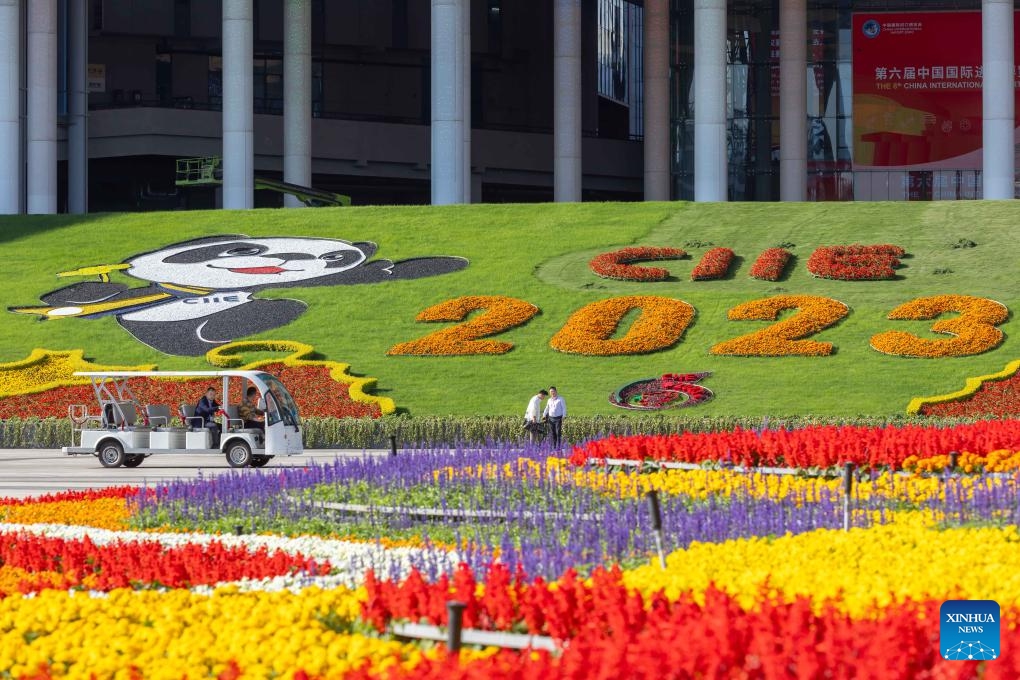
[[0, 448, 388, 499]]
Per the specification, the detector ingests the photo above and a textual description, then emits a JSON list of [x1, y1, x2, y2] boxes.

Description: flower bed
[[0, 530, 330, 595], [907, 359, 1020, 415], [806, 244, 904, 280], [748, 247, 792, 281], [710, 295, 849, 356], [550, 296, 694, 355], [689, 247, 734, 280], [589, 246, 687, 281], [0, 340, 393, 419], [914, 368, 1020, 417], [568, 418, 1020, 469], [871, 295, 1008, 358], [387, 295, 539, 355], [4, 423, 1020, 677], [609, 372, 713, 410]]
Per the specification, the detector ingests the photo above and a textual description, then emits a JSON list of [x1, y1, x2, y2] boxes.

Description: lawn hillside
[[1, 201, 1018, 417]]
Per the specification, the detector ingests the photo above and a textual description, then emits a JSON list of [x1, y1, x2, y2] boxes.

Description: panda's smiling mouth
[[207, 264, 299, 275]]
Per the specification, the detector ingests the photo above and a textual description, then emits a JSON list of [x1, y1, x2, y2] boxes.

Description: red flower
[[690, 248, 734, 281], [749, 248, 792, 281], [589, 247, 687, 281], [806, 244, 904, 281]]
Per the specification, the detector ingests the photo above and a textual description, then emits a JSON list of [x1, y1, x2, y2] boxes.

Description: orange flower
[[870, 295, 1007, 358], [388, 296, 540, 356], [550, 296, 694, 356], [711, 295, 849, 356]]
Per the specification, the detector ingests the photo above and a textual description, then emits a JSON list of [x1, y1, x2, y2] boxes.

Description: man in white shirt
[[542, 386, 567, 448], [524, 389, 548, 443]]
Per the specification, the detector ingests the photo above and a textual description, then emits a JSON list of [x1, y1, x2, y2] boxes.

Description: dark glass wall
[[670, 0, 986, 201]]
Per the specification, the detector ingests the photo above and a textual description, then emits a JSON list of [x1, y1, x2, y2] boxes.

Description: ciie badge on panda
[[940, 600, 999, 661]]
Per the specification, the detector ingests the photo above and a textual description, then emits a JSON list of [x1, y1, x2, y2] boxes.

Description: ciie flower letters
[[592, 243, 905, 282], [10, 235, 467, 356]]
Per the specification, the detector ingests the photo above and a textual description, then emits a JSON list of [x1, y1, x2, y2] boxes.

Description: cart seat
[[179, 403, 209, 431], [146, 405, 184, 430], [222, 403, 245, 430], [103, 401, 139, 428]]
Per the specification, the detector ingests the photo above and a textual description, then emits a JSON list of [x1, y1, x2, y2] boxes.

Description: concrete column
[[461, 0, 471, 203], [694, 0, 727, 202], [643, 0, 670, 201], [67, 0, 88, 214], [554, 0, 582, 202], [0, 0, 19, 214], [983, 0, 1015, 199], [283, 0, 311, 207], [222, 0, 254, 209], [27, 0, 56, 214], [780, 0, 806, 201], [430, 0, 464, 205]]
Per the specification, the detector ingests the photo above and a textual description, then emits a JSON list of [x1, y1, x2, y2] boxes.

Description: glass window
[[207, 56, 222, 108]]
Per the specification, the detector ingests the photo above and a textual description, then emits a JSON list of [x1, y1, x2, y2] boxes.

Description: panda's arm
[[295, 256, 469, 287], [38, 281, 141, 305]]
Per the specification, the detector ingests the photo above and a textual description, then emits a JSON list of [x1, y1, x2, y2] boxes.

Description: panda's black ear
[[352, 242, 378, 259]]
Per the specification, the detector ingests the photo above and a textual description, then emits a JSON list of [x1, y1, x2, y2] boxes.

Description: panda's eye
[[223, 246, 265, 257], [320, 250, 357, 263]]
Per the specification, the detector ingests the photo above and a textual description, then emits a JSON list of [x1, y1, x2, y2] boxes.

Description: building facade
[[0, 0, 1015, 213]]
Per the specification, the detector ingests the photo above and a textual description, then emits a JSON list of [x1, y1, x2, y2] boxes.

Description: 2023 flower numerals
[[387, 294, 1008, 358]]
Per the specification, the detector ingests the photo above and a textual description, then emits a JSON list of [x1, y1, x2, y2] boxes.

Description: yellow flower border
[[906, 358, 1020, 414], [0, 350, 155, 398], [205, 340, 396, 414]]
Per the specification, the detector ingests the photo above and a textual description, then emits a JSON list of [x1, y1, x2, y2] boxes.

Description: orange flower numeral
[[870, 295, 1007, 358], [387, 296, 540, 356], [550, 296, 694, 356], [710, 295, 850, 357]]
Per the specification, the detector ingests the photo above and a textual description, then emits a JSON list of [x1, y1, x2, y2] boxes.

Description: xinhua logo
[[940, 600, 1000, 661]]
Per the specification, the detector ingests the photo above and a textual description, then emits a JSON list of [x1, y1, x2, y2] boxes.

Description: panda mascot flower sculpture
[[10, 235, 468, 356]]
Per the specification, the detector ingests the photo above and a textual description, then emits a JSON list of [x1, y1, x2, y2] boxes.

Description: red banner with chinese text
[[853, 11, 1020, 169]]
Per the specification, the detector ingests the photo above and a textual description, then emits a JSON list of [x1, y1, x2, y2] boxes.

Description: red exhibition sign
[[853, 11, 1020, 169]]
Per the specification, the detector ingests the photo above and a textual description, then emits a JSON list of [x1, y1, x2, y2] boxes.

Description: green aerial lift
[[175, 157, 352, 207]]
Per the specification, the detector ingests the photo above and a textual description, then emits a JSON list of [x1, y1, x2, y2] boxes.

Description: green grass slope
[[1, 200, 1018, 417]]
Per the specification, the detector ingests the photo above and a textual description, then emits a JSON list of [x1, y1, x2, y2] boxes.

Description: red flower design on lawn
[[609, 372, 713, 411]]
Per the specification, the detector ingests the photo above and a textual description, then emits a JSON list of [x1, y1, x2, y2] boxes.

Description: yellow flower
[[623, 522, 1020, 618], [0, 586, 423, 678]]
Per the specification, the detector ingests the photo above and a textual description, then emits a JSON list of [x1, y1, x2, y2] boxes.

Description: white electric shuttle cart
[[62, 370, 303, 468]]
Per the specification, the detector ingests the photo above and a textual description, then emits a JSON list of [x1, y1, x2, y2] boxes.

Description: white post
[[68, 0, 88, 214], [0, 0, 19, 214], [461, 0, 471, 203], [983, 0, 1015, 200], [780, 0, 806, 201], [222, 0, 254, 209], [693, 0, 727, 202], [643, 0, 670, 201], [554, 0, 582, 202], [283, 0, 311, 207], [27, 0, 57, 214], [431, 0, 464, 205]]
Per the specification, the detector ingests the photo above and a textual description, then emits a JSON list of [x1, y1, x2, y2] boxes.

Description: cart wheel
[[98, 441, 125, 468], [251, 455, 272, 468], [123, 455, 145, 468], [226, 441, 253, 468]]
